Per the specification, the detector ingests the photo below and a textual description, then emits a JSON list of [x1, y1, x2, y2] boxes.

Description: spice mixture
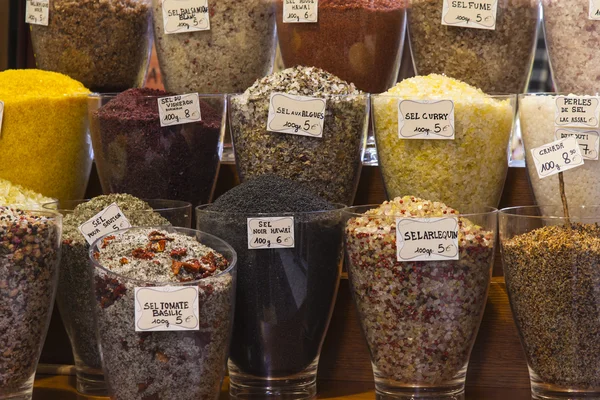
[[0, 69, 91, 203], [502, 223, 600, 388], [30, 0, 151, 92], [152, 0, 276, 94], [408, 0, 539, 93], [0, 178, 54, 208], [93, 227, 233, 400], [230, 66, 367, 205], [0, 208, 61, 390], [543, 0, 600, 93], [58, 195, 169, 379], [520, 94, 600, 207], [374, 74, 514, 208], [345, 196, 494, 383], [198, 175, 343, 377], [91, 88, 223, 207], [276, 0, 406, 94]]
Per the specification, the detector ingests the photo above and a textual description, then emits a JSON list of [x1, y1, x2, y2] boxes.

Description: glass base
[[532, 381, 600, 399], [375, 378, 465, 400], [0, 375, 34, 400], [75, 369, 107, 396], [229, 359, 318, 400]]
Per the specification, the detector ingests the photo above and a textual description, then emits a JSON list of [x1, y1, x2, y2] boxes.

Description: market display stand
[[34, 165, 535, 399]]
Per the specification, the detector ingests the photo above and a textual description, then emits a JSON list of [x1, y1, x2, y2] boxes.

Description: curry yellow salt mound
[[0, 178, 54, 208], [373, 74, 514, 208], [0, 69, 92, 203]]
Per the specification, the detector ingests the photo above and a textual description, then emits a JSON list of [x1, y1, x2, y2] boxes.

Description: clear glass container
[[90, 226, 236, 400], [519, 93, 600, 207], [45, 199, 191, 396], [500, 206, 600, 399], [275, 0, 407, 94], [408, 0, 541, 93], [229, 93, 369, 205], [196, 205, 344, 399], [30, 0, 152, 92], [152, 0, 277, 94], [0, 83, 93, 204], [543, 0, 600, 93], [89, 93, 226, 207], [0, 207, 62, 400], [372, 94, 516, 208], [345, 205, 496, 400]]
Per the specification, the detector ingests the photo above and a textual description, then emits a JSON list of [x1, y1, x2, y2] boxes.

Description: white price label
[[158, 93, 202, 127], [555, 96, 600, 128], [555, 128, 600, 161], [247, 217, 295, 250], [396, 217, 459, 262], [26, 0, 49, 26], [283, 0, 318, 23], [267, 93, 326, 138], [78, 203, 132, 245], [0, 101, 4, 138], [590, 0, 600, 19], [161, 0, 210, 34], [135, 286, 200, 332], [531, 137, 585, 179], [398, 99, 455, 139], [441, 0, 497, 30]]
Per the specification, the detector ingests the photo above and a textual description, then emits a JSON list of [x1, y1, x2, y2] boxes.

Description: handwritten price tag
[[531, 137, 585, 179], [267, 93, 325, 138], [396, 217, 460, 262], [590, 0, 600, 19], [555, 128, 600, 161], [283, 0, 318, 23], [158, 93, 202, 127], [441, 0, 497, 30], [161, 0, 210, 34], [26, 0, 49, 26], [135, 287, 200, 332], [398, 99, 455, 139], [247, 217, 295, 250], [555, 96, 600, 128], [78, 203, 132, 245]]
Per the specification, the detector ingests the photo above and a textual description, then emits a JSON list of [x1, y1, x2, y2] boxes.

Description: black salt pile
[[198, 175, 343, 377]]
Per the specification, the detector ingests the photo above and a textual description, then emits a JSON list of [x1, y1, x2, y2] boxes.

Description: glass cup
[[344, 205, 497, 399], [90, 226, 237, 400], [229, 93, 369, 205], [519, 93, 600, 207], [408, 0, 540, 93], [196, 205, 345, 399], [44, 199, 191, 396], [372, 94, 516, 208], [152, 0, 276, 94], [275, 0, 406, 94], [89, 93, 226, 207], [543, 0, 600, 93], [30, 0, 152, 92], [500, 206, 600, 399], [0, 207, 62, 400]]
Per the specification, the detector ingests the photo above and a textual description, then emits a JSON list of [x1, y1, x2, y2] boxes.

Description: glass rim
[[343, 204, 498, 218], [0, 206, 63, 219], [372, 93, 517, 100], [42, 198, 192, 214], [89, 226, 237, 286], [88, 92, 227, 100], [518, 92, 600, 97], [499, 205, 600, 219], [227, 92, 371, 99], [195, 203, 348, 217]]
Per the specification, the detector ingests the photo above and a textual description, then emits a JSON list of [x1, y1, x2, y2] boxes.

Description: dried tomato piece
[[132, 248, 154, 260]]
